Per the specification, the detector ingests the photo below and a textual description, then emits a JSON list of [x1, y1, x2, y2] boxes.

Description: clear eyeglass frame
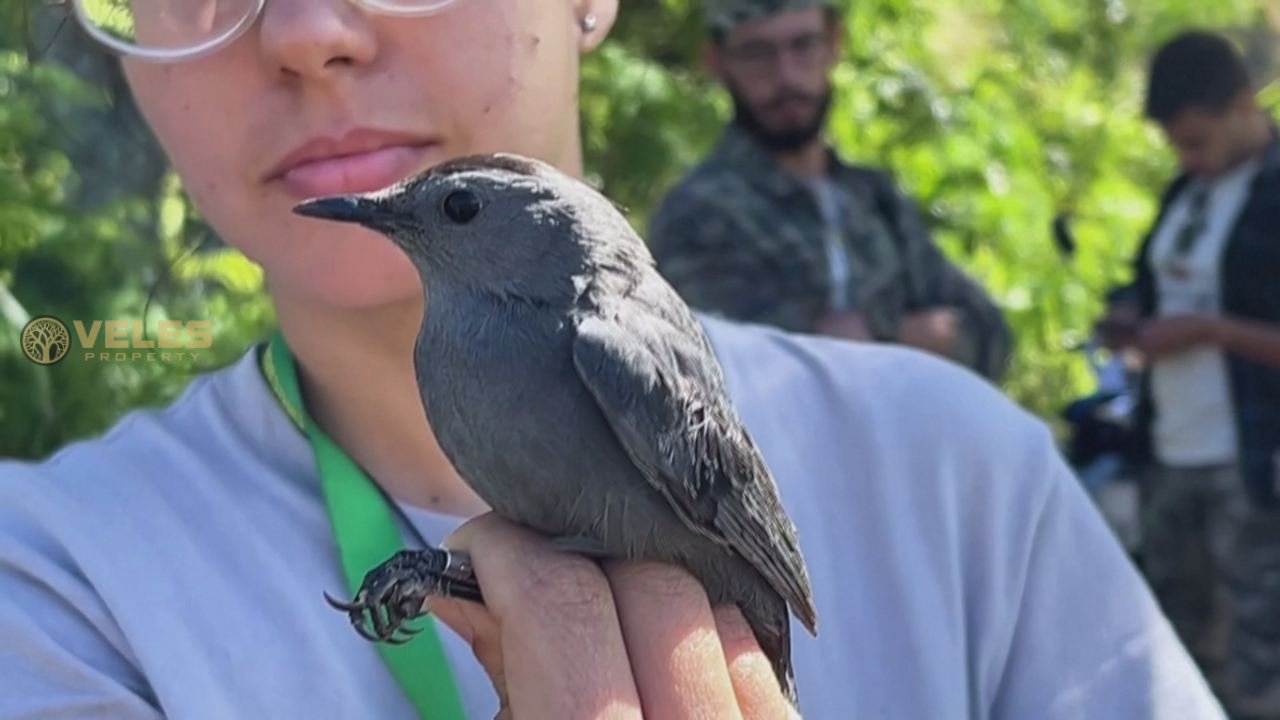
[[42, 0, 466, 64]]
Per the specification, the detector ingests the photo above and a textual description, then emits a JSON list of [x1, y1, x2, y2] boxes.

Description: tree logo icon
[[21, 316, 72, 366]]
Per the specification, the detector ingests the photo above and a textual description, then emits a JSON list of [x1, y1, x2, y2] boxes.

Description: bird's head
[[293, 153, 644, 304]]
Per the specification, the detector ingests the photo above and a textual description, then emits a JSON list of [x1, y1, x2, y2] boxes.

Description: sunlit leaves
[[0, 46, 271, 458]]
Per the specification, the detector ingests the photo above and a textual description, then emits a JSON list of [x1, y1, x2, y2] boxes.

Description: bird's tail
[[757, 620, 799, 707], [743, 598, 799, 709]]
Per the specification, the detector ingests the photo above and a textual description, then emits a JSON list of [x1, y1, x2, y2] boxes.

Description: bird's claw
[[324, 547, 484, 644], [322, 591, 364, 613]]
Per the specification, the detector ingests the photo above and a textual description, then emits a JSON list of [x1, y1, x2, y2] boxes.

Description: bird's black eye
[[442, 190, 482, 224]]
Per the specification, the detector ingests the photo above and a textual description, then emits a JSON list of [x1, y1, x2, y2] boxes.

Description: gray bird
[[298, 153, 818, 701]]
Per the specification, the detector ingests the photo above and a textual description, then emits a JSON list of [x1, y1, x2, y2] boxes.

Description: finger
[[713, 605, 800, 720], [442, 513, 643, 719], [605, 561, 742, 720], [427, 595, 509, 711]]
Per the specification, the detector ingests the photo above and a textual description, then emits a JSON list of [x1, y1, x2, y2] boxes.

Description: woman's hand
[[428, 513, 799, 720]]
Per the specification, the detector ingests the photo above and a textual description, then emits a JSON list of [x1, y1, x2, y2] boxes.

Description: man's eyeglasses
[[722, 31, 833, 76], [43, 0, 466, 64]]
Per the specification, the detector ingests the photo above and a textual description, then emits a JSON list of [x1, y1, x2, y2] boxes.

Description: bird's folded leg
[[324, 547, 484, 644]]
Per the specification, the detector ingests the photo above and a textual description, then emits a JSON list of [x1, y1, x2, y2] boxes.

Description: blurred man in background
[[1101, 30, 1280, 719], [648, 0, 1012, 381]]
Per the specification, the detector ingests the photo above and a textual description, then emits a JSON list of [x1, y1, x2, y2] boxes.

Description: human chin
[[267, 226, 423, 309]]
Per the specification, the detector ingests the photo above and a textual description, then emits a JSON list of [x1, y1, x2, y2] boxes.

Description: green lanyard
[[260, 329, 466, 720]]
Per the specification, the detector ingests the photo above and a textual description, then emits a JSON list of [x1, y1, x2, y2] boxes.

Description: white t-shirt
[[1147, 157, 1261, 467], [0, 317, 1222, 719], [806, 177, 855, 312]]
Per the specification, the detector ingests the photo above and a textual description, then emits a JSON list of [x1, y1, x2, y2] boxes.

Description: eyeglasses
[[44, 0, 466, 63], [723, 31, 833, 76]]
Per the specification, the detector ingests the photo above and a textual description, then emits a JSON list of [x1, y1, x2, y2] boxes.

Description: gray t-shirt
[[0, 317, 1222, 719]]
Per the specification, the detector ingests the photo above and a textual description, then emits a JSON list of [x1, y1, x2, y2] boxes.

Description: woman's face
[[123, 0, 614, 308]]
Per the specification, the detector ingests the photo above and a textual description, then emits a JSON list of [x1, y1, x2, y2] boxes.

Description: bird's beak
[[292, 195, 398, 233]]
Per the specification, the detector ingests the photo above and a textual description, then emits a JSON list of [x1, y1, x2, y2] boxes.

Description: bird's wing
[[572, 311, 818, 633]]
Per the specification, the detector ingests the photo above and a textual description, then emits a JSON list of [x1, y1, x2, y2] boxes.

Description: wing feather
[[572, 312, 818, 633]]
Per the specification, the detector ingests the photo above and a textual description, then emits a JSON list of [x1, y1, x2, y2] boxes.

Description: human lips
[[264, 129, 440, 199]]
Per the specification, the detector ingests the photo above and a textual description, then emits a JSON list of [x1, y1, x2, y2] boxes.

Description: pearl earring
[[581, 14, 598, 32]]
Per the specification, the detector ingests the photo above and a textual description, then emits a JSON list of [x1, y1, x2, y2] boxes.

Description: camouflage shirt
[[649, 124, 1013, 381]]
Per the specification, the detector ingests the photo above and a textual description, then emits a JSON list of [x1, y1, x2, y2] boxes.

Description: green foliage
[[0, 2, 1275, 459], [0, 41, 273, 459]]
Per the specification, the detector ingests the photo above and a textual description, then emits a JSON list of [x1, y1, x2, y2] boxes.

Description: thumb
[[427, 595, 510, 714]]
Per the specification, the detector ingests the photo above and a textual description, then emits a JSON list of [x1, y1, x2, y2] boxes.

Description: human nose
[[778, 37, 827, 80], [258, 0, 380, 80], [774, 48, 810, 86]]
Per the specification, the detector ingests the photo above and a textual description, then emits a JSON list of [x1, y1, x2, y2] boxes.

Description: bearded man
[[650, 0, 1011, 381]]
